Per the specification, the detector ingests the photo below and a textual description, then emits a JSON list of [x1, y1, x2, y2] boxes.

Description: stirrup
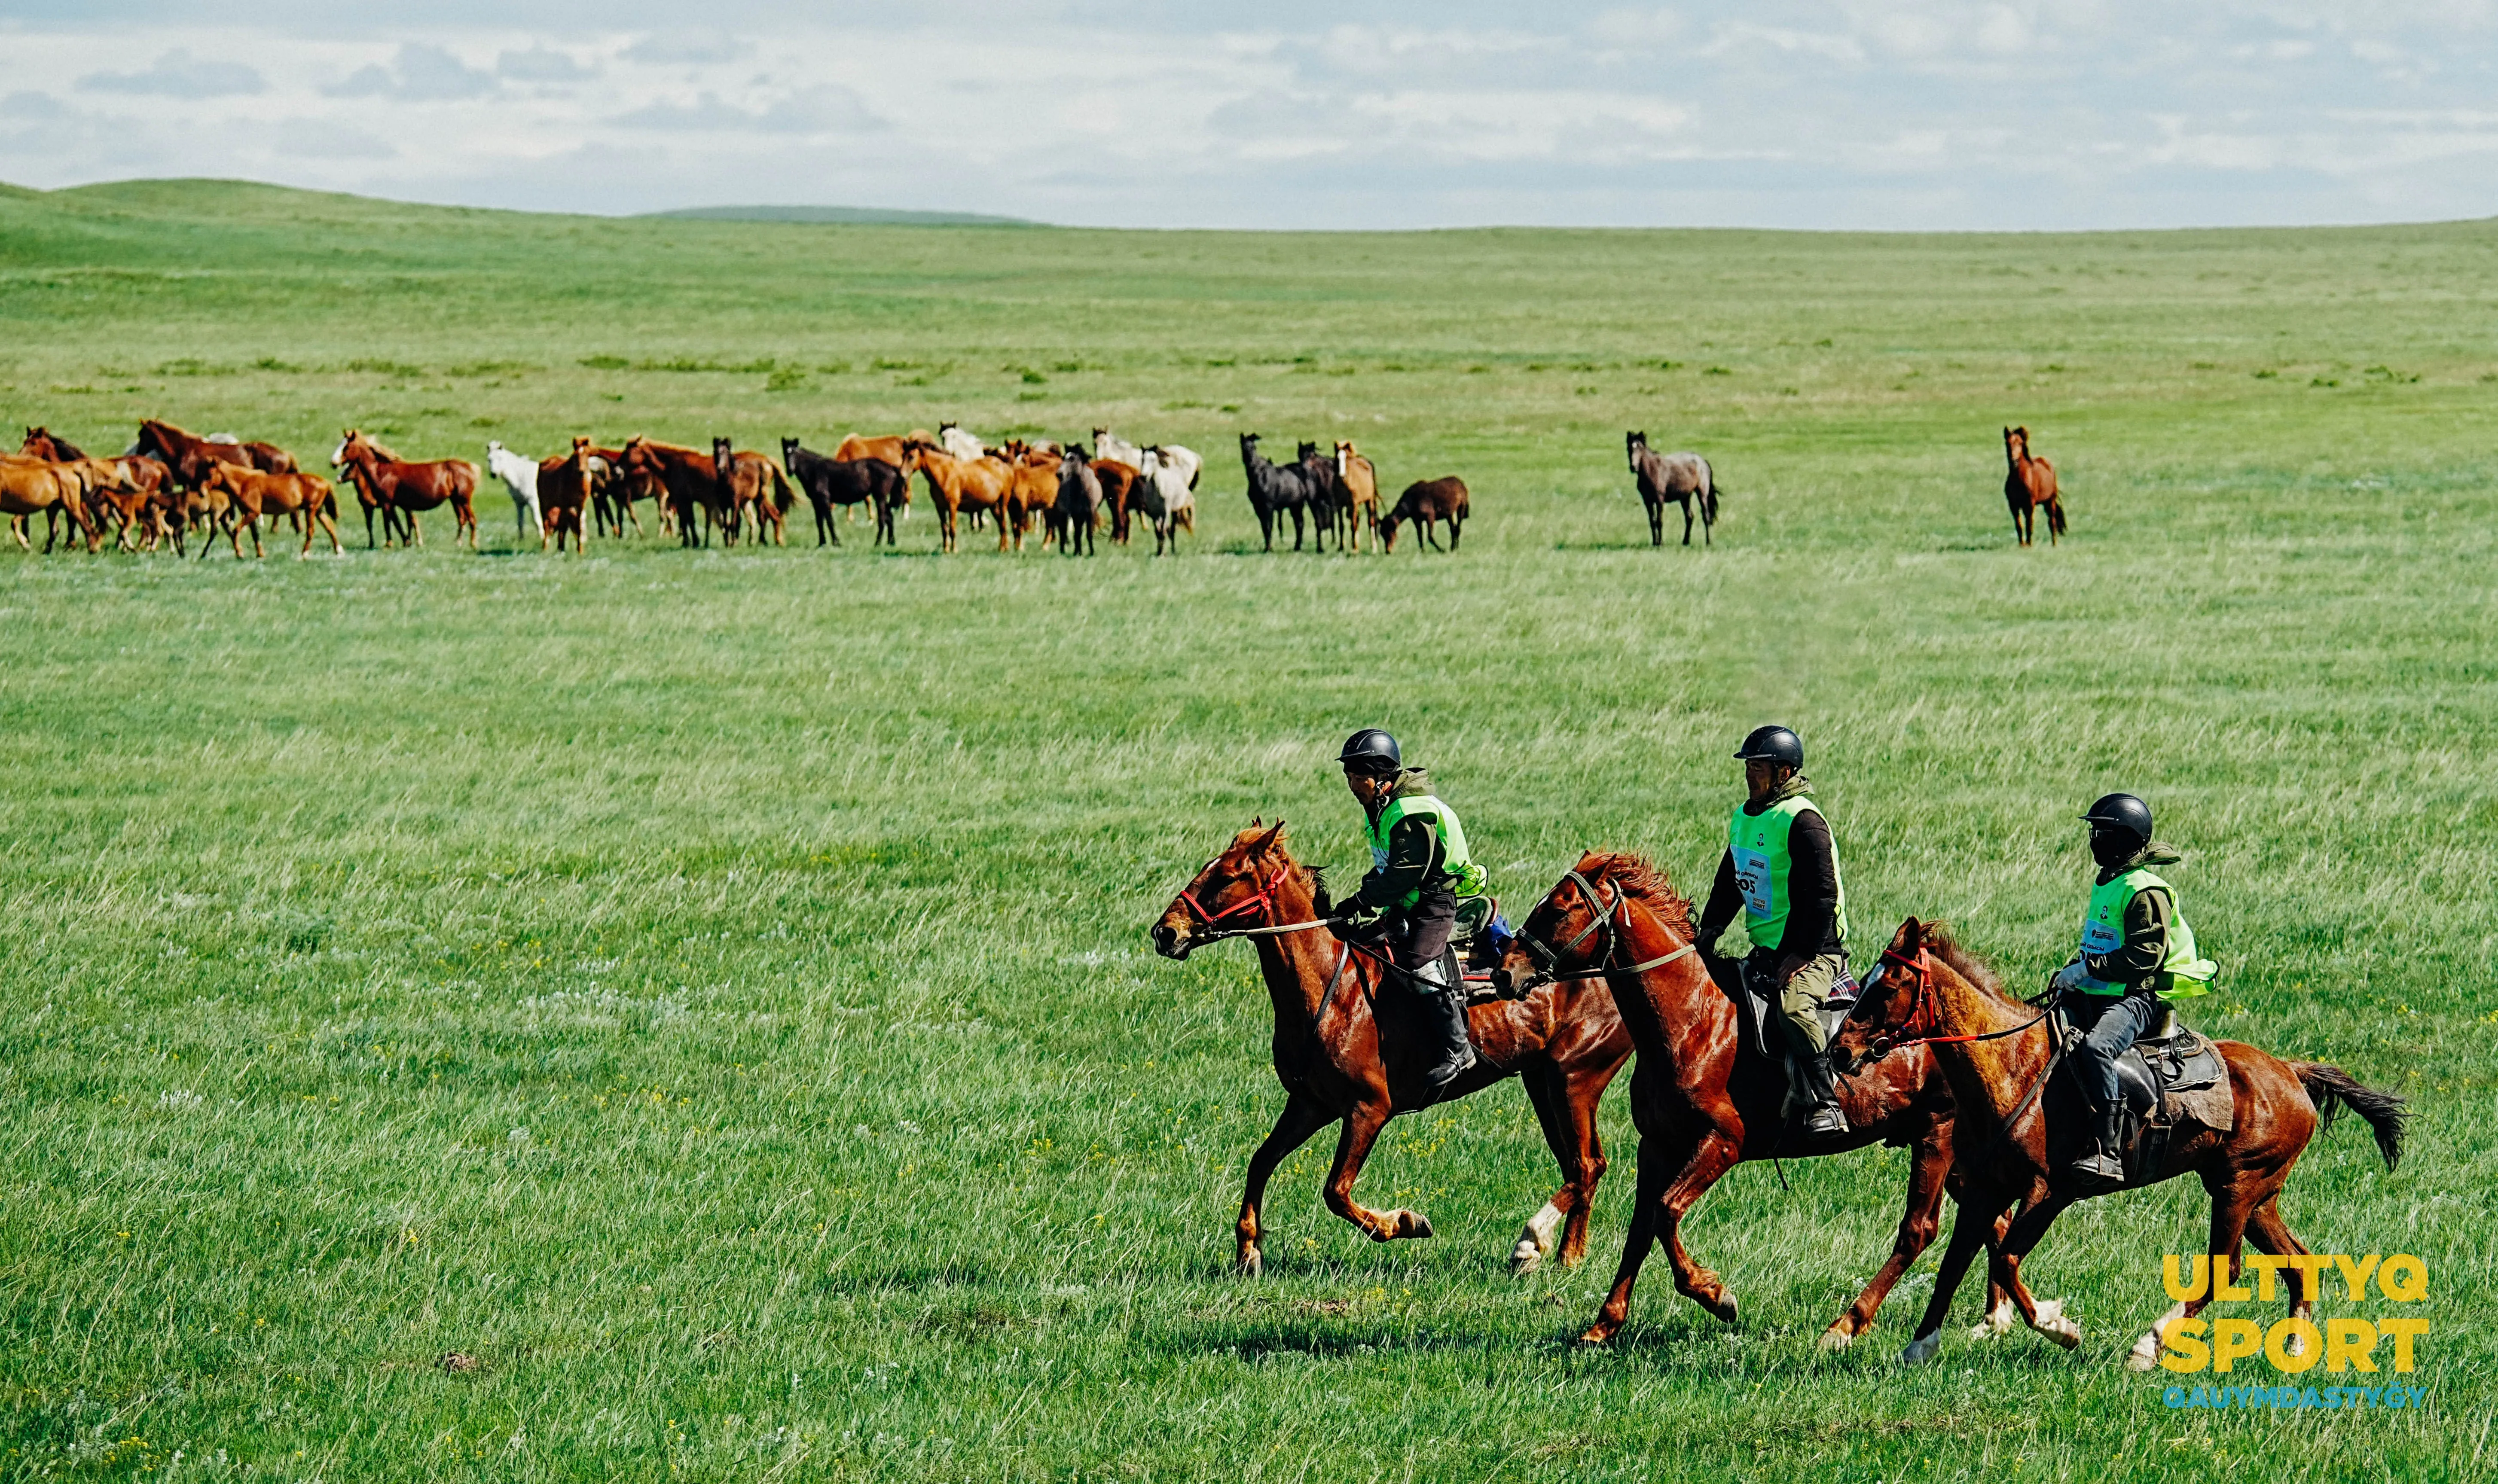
[[1801, 1103, 1848, 1137], [2070, 1149, 2124, 1186]]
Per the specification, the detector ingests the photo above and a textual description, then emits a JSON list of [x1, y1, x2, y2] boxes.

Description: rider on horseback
[[2051, 793, 2217, 1187], [1696, 725, 1852, 1138], [1330, 728, 1485, 1095]]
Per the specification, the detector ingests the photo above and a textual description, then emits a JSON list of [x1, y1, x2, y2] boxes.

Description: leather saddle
[[2063, 1001, 2234, 1181], [1730, 957, 1857, 1060]]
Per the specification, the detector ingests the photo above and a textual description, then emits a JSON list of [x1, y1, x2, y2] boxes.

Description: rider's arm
[[1696, 849, 1741, 943], [1355, 814, 1439, 912], [2083, 885, 2172, 987], [1777, 809, 1840, 956]]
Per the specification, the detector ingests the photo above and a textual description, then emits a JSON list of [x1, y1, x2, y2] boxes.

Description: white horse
[[938, 422, 988, 464], [1139, 445, 1198, 535], [485, 441, 541, 539], [1092, 426, 1146, 470]]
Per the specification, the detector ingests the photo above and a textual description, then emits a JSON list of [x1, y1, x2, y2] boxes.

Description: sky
[[3, 2, 2497, 230]]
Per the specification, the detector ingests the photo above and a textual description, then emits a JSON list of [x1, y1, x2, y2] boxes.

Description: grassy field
[[1, 180, 2492, 1482]]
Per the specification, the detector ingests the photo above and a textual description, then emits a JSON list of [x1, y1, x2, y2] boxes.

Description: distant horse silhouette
[[1626, 432, 1717, 547], [1239, 433, 1322, 552], [2003, 426, 2065, 547]]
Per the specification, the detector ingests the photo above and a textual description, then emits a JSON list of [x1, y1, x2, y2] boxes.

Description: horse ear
[[1897, 917, 1925, 952]]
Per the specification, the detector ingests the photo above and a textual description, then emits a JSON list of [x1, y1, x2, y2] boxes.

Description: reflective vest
[[2076, 867, 2216, 999], [1727, 795, 1848, 952], [1364, 794, 1486, 908]]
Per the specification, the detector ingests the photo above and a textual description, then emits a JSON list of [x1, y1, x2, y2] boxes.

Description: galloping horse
[[1380, 476, 1469, 553], [332, 430, 479, 549], [1626, 433, 1717, 547], [2002, 427, 2065, 547], [619, 437, 731, 547], [132, 420, 292, 490], [1832, 917, 2404, 1367], [1239, 433, 1322, 552], [1154, 823, 1633, 1277], [1513, 854, 2009, 1348], [1331, 441, 1380, 552]]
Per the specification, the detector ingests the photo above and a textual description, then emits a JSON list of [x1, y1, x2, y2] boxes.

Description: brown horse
[[1380, 476, 1468, 553], [2002, 427, 2065, 547], [570, 445, 648, 539], [534, 439, 590, 552], [711, 438, 793, 546], [1002, 446, 1061, 552], [1152, 823, 1632, 1277], [0, 454, 100, 552], [905, 440, 1015, 553], [1626, 433, 1718, 547], [1331, 442, 1380, 552], [131, 419, 289, 491], [195, 463, 340, 558], [619, 437, 733, 547], [332, 430, 478, 550], [1513, 853, 2010, 1348], [1831, 917, 2404, 1368], [832, 431, 925, 527]]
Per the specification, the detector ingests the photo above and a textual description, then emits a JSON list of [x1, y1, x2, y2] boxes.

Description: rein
[[1518, 868, 1701, 985], [1177, 863, 1328, 946], [1849, 945, 2062, 1149]]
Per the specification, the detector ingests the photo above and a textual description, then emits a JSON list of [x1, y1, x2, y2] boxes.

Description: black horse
[[1239, 432, 1322, 552], [781, 439, 907, 548], [1295, 440, 1344, 551]]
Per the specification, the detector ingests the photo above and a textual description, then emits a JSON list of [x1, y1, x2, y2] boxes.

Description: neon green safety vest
[[1727, 795, 1849, 952], [1364, 794, 1487, 908], [2076, 867, 2216, 1000]]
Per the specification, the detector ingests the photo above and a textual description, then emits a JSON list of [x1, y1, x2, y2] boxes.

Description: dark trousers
[[2065, 986, 2161, 1109], [1384, 881, 1458, 992]]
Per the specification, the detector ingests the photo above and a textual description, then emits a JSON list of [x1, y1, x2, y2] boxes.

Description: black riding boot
[[1795, 1048, 1848, 1137], [1417, 985, 1478, 1095], [2071, 1106, 2127, 1187]]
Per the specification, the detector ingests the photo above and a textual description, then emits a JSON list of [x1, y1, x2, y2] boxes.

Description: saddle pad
[[2148, 1031, 2233, 1134]]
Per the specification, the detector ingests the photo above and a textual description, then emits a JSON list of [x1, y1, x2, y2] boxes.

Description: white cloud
[[77, 47, 266, 97], [498, 44, 598, 82], [325, 43, 496, 101]]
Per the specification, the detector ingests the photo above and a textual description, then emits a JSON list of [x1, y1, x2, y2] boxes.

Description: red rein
[[1181, 862, 1290, 929]]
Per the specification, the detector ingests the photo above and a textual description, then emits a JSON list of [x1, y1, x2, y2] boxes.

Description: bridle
[[1174, 859, 1327, 949], [1842, 945, 2052, 1073], [1516, 867, 1700, 987]]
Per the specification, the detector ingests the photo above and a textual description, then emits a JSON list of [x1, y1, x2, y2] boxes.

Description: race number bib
[[2080, 912, 2123, 957], [1731, 846, 1773, 917]]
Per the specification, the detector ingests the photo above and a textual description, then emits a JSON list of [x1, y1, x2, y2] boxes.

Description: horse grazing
[[1380, 476, 1468, 553], [619, 437, 732, 547], [2002, 427, 2065, 547], [1512, 855, 2011, 1348], [904, 440, 1015, 553], [1239, 433, 1322, 552], [1154, 823, 1632, 1277], [332, 430, 479, 550], [1331, 441, 1380, 552], [1053, 449, 1102, 556], [1832, 917, 2404, 1368], [713, 438, 793, 546], [485, 441, 542, 539], [1626, 433, 1717, 547], [195, 463, 339, 558]]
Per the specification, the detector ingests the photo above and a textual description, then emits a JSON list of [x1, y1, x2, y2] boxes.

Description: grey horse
[[1626, 431, 1719, 546]]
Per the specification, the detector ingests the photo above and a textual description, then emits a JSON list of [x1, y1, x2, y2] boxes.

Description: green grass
[[0, 180, 2491, 1481]]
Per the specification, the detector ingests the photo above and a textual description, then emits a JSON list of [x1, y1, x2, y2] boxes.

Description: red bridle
[[1179, 861, 1292, 931], [1849, 944, 2046, 1070]]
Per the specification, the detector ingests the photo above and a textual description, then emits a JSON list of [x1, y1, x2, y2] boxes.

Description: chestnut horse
[[1380, 476, 1469, 553], [2002, 426, 2065, 547], [1832, 917, 2405, 1368], [537, 439, 590, 552], [619, 437, 732, 547], [1331, 442, 1380, 552], [132, 420, 292, 490], [1153, 823, 1631, 1277], [1513, 853, 2008, 1348], [332, 431, 478, 550], [0, 455, 99, 552], [195, 463, 340, 558], [904, 440, 1014, 553], [712, 438, 794, 546]]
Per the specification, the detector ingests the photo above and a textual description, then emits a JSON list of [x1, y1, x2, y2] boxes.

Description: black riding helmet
[[2082, 792, 2153, 867], [1733, 725, 1804, 771], [1338, 728, 1402, 776]]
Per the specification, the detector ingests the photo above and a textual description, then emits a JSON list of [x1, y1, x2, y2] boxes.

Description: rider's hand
[[2049, 961, 2091, 996], [1774, 951, 1809, 987]]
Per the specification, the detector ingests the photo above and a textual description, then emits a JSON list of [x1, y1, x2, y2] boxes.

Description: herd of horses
[[2, 414, 2068, 558], [1155, 823, 2403, 1367]]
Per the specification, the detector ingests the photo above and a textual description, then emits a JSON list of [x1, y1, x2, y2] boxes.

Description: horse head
[[1152, 818, 1296, 961], [1627, 430, 1648, 469], [711, 436, 736, 480], [2003, 426, 2028, 462]]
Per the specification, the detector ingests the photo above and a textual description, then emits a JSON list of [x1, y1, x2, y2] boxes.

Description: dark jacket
[[1355, 768, 1451, 914], [2084, 841, 2181, 989], [1698, 774, 1843, 957]]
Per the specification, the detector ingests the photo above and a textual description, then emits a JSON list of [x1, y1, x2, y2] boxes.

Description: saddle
[[2062, 1001, 2233, 1182], [1729, 957, 1858, 1060]]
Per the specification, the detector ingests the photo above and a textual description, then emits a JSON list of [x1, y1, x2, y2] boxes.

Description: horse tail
[[1704, 469, 1723, 524], [769, 463, 794, 514], [2048, 498, 2068, 537], [2295, 1063, 2406, 1173]]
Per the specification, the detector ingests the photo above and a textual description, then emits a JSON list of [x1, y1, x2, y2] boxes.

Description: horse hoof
[[1708, 1295, 1739, 1325], [1509, 1240, 1544, 1275], [1817, 1326, 1855, 1353], [1969, 1299, 2017, 1340], [1899, 1333, 1942, 1367], [1237, 1251, 1263, 1279], [1397, 1210, 1434, 1240], [2041, 1315, 2083, 1350], [1575, 1326, 1616, 1349], [2125, 1338, 2161, 1371]]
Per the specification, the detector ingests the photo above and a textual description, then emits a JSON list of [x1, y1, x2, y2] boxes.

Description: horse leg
[[1821, 1124, 1957, 1351], [2119, 1169, 2267, 1371], [1321, 1101, 1430, 1243], [247, 515, 266, 559], [1576, 1129, 1674, 1345], [1965, 1188, 2082, 1352], [1681, 498, 1694, 546], [1235, 1094, 1333, 1277], [1515, 1061, 1609, 1274], [1896, 1189, 2009, 1365]]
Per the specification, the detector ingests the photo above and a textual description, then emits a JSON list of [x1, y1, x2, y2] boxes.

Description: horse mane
[[1582, 852, 1695, 942], [1917, 921, 2008, 999]]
